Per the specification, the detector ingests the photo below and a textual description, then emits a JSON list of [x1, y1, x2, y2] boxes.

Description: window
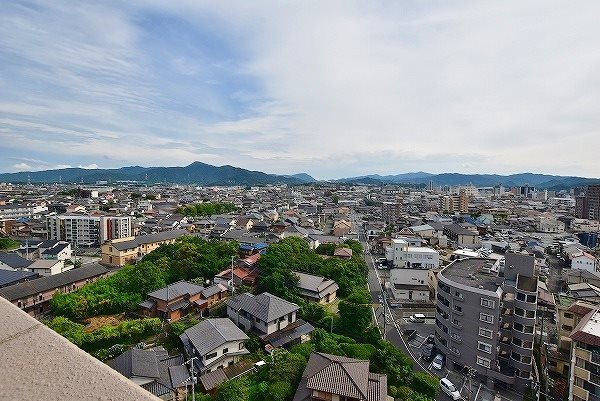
[[478, 341, 492, 354], [479, 327, 493, 339], [564, 312, 574, 319], [205, 352, 217, 360], [312, 391, 333, 401], [576, 357, 586, 368], [17, 300, 22, 308], [38, 294, 43, 301], [477, 356, 491, 368], [479, 313, 494, 324], [562, 324, 573, 332], [239, 343, 245, 350], [455, 290, 463, 299], [454, 305, 462, 313], [481, 298, 495, 309], [222, 348, 228, 354]]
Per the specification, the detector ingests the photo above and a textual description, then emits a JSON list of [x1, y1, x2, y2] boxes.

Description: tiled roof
[[0, 263, 108, 301], [147, 281, 204, 302], [180, 318, 249, 357], [225, 292, 299, 322], [293, 271, 339, 299], [111, 229, 188, 251], [0, 252, 34, 269], [0, 269, 39, 288], [108, 348, 161, 379]]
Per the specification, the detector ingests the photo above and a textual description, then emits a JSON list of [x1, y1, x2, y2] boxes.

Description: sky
[[1, 1, 600, 180]]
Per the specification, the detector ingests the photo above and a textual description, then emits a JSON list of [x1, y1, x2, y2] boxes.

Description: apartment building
[[386, 238, 440, 269], [435, 254, 538, 392], [99, 216, 132, 243], [382, 201, 403, 224], [575, 185, 600, 221], [100, 229, 188, 267], [570, 308, 600, 401], [47, 214, 100, 247], [439, 189, 468, 214]]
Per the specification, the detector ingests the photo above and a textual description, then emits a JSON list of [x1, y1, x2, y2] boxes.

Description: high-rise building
[[47, 215, 100, 247], [576, 185, 600, 221], [99, 216, 132, 243], [435, 253, 538, 392], [569, 307, 600, 401]]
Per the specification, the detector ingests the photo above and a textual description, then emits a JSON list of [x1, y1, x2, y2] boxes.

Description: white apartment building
[[386, 239, 440, 269], [99, 216, 132, 243], [390, 267, 430, 301], [47, 215, 101, 247]]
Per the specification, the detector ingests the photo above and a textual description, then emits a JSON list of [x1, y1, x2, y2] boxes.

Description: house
[[333, 247, 353, 259], [180, 318, 249, 375], [0, 253, 33, 271], [139, 281, 228, 321], [226, 292, 314, 348], [0, 269, 39, 288], [292, 352, 388, 401], [0, 263, 108, 316], [214, 254, 261, 288], [27, 259, 69, 276], [108, 346, 190, 400], [101, 229, 188, 267], [443, 223, 480, 249], [293, 271, 339, 304], [332, 219, 352, 237], [38, 240, 72, 261]]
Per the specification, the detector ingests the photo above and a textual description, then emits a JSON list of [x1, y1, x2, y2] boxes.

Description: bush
[[339, 343, 377, 360], [411, 371, 439, 399], [268, 381, 293, 401]]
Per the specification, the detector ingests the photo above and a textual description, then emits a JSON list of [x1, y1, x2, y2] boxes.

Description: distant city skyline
[[1, 1, 600, 179]]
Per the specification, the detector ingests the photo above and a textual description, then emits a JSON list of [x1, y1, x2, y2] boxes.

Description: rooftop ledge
[[0, 296, 160, 401]]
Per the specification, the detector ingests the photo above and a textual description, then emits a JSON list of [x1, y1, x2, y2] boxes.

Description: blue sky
[[1, 1, 600, 179]]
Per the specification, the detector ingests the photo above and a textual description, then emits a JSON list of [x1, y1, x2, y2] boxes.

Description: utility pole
[[230, 255, 235, 295], [465, 366, 476, 401], [382, 287, 387, 340], [184, 356, 197, 401]]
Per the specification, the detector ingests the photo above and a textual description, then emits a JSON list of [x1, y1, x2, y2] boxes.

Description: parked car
[[440, 378, 461, 400], [409, 313, 426, 323], [421, 343, 435, 361], [432, 353, 445, 370]]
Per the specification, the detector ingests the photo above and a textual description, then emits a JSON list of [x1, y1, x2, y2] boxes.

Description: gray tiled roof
[[225, 292, 299, 322], [0, 263, 108, 301], [293, 271, 339, 299], [111, 229, 188, 251], [108, 348, 161, 379], [0, 269, 39, 288], [293, 352, 386, 401], [0, 252, 34, 269], [147, 280, 204, 301], [180, 318, 249, 357]]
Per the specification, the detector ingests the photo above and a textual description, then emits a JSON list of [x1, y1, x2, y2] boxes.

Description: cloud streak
[[0, 1, 599, 178]]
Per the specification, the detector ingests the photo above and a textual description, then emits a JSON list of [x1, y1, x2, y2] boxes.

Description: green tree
[[338, 290, 372, 335], [214, 377, 248, 401], [268, 348, 307, 385], [370, 340, 413, 387], [301, 302, 327, 323], [0, 237, 20, 250], [268, 381, 293, 401], [411, 371, 439, 399]]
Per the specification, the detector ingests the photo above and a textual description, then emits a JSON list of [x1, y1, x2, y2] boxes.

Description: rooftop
[[441, 257, 499, 292], [571, 308, 600, 346], [0, 296, 160, 401]]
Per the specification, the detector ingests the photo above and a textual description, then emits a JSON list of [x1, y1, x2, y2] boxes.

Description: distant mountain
[[281, 173, 317, 183], [337, 172, 600, 189], [0, 161, 308, 186]]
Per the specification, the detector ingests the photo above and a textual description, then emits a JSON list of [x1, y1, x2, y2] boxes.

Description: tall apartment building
[[99, 216, 132, 243], [575, 185, 600, 221], [47, 215, 100, 247], [570, 307, 600, 401], [381, 201, 403, 224], [435, 253, 538, 392], [439, 189, 468, 214]]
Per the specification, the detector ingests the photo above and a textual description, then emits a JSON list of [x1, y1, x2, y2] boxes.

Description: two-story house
[[292, 352, 388, 401], [226, 292, 314, 349], [139, 281, 228, 321], [293, 271, 339, 304], [180, 318, 249, 375]]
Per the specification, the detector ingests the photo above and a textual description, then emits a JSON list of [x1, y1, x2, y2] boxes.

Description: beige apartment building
[[570, 307, 600, 401], [101, 229, 188, 267]]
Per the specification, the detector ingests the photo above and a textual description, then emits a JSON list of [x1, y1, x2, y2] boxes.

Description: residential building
[[180, 318, 249, 375], [434, 254, 538, 392], [292, 352, 387, 401], [37, 240, 72, 261], [0, 269, 39, 288], [575, 185, 600, 221], [382, 201, 403, 224], [100, 229, 188, 267], [0, 252, 33, 270], [139, 280, 227, 321], [0, 263, 108, 316], [47, 214, 101, 246], [390, 267, 431, 302], [226, 292, 314, 348], [108, 346, 190, 400], [27, 259, 69, 276], [100, 215, 132, 243], [293, 271, 339, 304], [386, 238, 439, 269], [439, 190, 468, 214], [569, 307, 600, 401], [0, 204, 47, 219], [443, 224, 480, 249]]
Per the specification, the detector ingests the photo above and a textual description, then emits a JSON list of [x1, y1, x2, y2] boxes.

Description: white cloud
[[1, 1, 599, 178], [78, 164, 99, 169], [13, 163, 32, 171]]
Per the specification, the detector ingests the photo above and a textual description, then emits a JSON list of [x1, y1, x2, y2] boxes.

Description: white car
[[440, 378, 461, 400]]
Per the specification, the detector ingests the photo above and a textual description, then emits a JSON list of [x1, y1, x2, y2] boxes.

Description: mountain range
[[0, 162, 598, 189]]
